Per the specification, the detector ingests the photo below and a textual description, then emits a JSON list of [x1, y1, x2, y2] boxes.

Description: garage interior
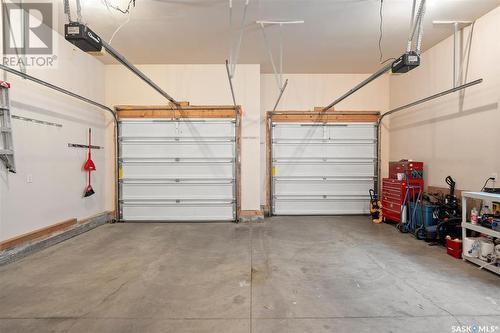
[[0, 0, 500, 332]]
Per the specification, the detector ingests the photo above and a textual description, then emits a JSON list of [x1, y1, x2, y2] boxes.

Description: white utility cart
[[461, 191, 500, 275]]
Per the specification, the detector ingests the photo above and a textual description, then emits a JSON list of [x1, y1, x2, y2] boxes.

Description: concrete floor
[[0, 216, 499, 333]]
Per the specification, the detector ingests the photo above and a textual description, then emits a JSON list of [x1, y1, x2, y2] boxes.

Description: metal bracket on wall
[[68, 143, 103, 149], [433, 20, 474, 88], [12, 115, 62, 128]]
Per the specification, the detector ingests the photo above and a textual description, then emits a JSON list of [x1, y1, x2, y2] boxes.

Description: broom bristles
[[84, 186, 95, 197]]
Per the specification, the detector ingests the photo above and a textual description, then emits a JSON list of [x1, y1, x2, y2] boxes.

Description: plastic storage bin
[[408, 202, 438, 227]]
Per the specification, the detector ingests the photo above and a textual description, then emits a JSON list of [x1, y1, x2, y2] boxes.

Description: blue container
[[409, 202, 439, 228]]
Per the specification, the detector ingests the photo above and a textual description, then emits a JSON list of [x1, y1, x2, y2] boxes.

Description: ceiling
[[62, 0, 500, 73]]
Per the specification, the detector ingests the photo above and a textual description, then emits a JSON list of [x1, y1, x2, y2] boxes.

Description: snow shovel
[[83, 128, 96, 171]]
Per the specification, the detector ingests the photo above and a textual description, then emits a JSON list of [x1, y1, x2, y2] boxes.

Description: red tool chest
[[382, 160, 424, 223], [389, 161, 424, 180], [382, 178, 424, 222]]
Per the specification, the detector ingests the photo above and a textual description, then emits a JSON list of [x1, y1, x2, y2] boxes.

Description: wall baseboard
[[239, 210, 264, 223], [0, 211, 113, 266], [0, 218, 78, 251]]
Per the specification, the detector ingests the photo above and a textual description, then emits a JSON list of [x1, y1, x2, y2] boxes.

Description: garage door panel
[[328, 124, 376, 140], [121, 181, 233, 200], [273, 197, 370, 215], [120, 120, 235, 138], [122, 201, 234, 221], [119, 118, 236, 222], [272, 124, 376, 141], [120, 121, 177, 137], [121, 162, 233, 179], [271, 122, 375, 215], [272, 124, 325, 140], [177, 121, 235, 137], [273, 143, 375, 159], [121, 142, 235, 159], [274, 179, 374, 196], [273, 162, 374, 178]]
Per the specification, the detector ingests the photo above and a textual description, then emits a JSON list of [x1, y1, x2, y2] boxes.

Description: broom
[[84, 128, 96, 197], [84, 169, 95, 197]]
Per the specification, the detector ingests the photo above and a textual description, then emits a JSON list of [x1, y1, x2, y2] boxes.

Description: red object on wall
[[389, 161, 424, 180], [0, 81, 11, 88], [382, 178, 424, 223]]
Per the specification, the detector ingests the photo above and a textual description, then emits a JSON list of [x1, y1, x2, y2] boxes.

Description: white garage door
[[119, 119, 236, 221], [271, 122, 376, 215]]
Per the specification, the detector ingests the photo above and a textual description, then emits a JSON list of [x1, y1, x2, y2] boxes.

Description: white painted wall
[[104, 64, 261, 211], [260, 74, 391, 205], [389, 6, 500, 191], [4, 4, 498, 242], [0, 34, 112, 241]]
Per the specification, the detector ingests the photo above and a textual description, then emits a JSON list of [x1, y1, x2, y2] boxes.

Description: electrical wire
[[109, 13, 131, 44], [102, 0, 135, 14], [377, 0, 394, 65], [378, 0, 384, 63]]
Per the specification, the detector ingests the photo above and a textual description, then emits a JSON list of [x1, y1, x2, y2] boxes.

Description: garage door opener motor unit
[[64, 23, 102, 52], [391, 51, 420, 74]]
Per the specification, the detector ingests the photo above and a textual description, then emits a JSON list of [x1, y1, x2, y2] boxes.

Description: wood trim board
[[0, 219, 77, 251], [271, 114, 379, 123]]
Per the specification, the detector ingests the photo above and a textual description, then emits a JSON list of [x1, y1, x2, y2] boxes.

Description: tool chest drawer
[[381, 178, 424, 223]]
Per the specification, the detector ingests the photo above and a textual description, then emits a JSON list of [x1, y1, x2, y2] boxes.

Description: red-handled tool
[[83, 128, 95, 197], [83, 128, 96, 171]]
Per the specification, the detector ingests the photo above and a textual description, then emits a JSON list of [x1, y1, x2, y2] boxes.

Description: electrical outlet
[[26, 174, 33, 183]]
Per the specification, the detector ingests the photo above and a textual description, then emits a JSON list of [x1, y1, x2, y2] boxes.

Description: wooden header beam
[[269, 110, 380, 123], [116, 105, 239, 119]]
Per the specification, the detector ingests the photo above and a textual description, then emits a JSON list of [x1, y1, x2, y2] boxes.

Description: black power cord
[[481, 177, 496, 192]]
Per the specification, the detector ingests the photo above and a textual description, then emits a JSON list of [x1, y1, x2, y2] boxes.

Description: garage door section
[[119, 118, 236, 221], [272, 122, 376, 215]]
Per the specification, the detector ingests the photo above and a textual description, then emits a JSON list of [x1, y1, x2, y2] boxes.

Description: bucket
[[479, 240, 494, 261], [463, 237, 480, 258]]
